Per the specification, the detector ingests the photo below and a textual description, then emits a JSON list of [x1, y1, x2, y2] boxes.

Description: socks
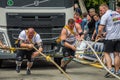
[[16, 61, 22, 66]]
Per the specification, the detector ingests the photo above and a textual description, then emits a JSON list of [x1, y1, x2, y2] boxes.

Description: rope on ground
[[73, 38, 104, 68], [75, 38, 104, 55], [73, 58, 103, 68], [82, 39, 120, 80], [33, 46, 72, 80]]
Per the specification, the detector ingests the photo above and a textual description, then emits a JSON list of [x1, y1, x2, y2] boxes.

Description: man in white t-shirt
[[16, 28, 43, 75], [96, 4, 120, 77]]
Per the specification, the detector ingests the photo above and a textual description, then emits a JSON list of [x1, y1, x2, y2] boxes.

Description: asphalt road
[[0, 59, 118, 80]]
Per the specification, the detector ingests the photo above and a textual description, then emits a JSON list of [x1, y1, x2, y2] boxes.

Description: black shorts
[[62, 47, 75, 57], [104, 40, 120, 53], [16, 49, 35, 62]]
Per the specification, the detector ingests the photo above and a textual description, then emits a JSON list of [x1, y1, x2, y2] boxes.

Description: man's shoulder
[[20, 30, 26, 35], [101, 12, 110, 20], [35, 33, 40, 37], [35, 33, 42, 40], [103, 10, 111, 16]]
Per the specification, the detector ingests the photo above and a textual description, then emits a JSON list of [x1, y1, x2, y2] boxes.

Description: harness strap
[[25, 30, 37, 44], [64, 25, 75, 35]]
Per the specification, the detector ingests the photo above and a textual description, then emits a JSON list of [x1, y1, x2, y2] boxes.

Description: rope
[[0, 47, 28, 53], [85, 38, 104, 50], [33, 46, 72, 80], [0, 47, 28, 50], [74, 38, 104, 65], [82, 39, 120, 80], [76, 51, 103, 54], [75, 38, 104, 55], [73, 58, 103, 68]]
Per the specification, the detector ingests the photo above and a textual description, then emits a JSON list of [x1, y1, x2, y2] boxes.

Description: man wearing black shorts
[[60, 18, 82, 73], [97, 4, 120, 77], [16, 28, 43, 75]]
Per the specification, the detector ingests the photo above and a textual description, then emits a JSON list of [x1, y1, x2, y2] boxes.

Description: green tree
[[84, 0, 108, 12]]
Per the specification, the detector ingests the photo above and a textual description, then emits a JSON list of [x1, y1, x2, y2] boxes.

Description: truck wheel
[[54, 57, 62, 66], [0, 59, 3, 67]]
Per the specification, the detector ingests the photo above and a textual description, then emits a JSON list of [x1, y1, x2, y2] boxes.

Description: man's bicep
[[37, 42, 43, 48], [60, 29, 67, 40], [36, 35, 42, 43], [99, 25, 105, 31], [18, 30, 26, 40]]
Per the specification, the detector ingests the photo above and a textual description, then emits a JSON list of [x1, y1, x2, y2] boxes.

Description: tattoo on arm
[[37, 42, 43, 48], [19, 40, 25, 44]]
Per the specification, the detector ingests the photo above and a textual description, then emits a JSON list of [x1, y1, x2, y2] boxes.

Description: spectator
[[96, 4, 120, 77], [74, 12, 82, 24], [116, 6, 120, 14], [88, 8, 96, 39], [81, 12, 88, 31], [74, 3, 81, 15], [84, 15, 91, 41], [91, 14, 100, 41]]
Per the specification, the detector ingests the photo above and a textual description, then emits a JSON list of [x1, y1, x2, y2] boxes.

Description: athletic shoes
[[104, 69, 114, 78], [60, 65, 67, 74], [16, 66, 21, 73], [26, 69, 31, 75], [115, 72, 120, 76]]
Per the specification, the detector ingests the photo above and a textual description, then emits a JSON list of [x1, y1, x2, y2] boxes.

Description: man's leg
[[60, 57, 72, 73], [16, 60, 22, 73], [60, 56, 73, 73], [26, 51, 34, 75], [26, 61, 33, 75], [104, 52, 112, 70], [60, 47, 75, 73], [104, 52, 115, 77], [60, 47, 70, 73], [104, 40, 115, 77], [16, 50, 24, 73], [114, 52, 120, 74], [115, 41, 120, 75], [32, 51, 39, 58]]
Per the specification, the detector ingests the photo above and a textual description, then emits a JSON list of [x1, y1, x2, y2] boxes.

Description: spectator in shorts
[[96, 3, 120, 77]]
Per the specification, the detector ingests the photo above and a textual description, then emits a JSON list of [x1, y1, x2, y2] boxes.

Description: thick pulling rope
[[85, 38, 104, 50], [0, 47, 28, 53], [75, 38, 104, 54], [73, 58, 103, 68], [82, 39, 120, 80], [33, 46, 72, 80], [0, 47, 28, 50], [73, 38, 104, 68]]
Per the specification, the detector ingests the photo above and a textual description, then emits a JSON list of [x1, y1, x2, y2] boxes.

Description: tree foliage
[[84, 0, 108, 12]]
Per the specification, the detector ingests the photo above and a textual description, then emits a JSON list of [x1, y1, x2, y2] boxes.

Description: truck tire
[[54, 57, 62, 66], [0, 59, 3, 67]]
